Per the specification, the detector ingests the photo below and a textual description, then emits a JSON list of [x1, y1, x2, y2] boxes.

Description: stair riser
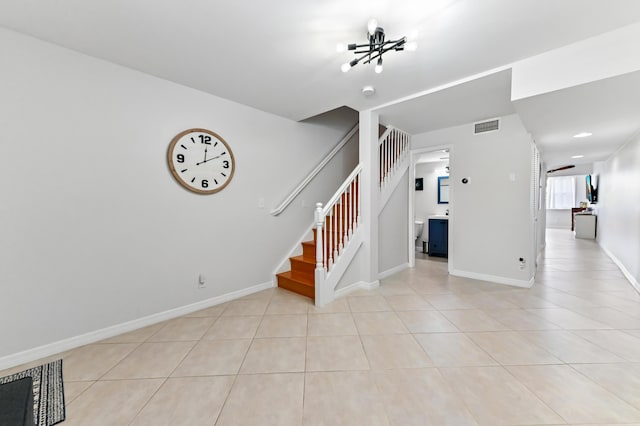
[[277, 275, 314, 299], [290, 258, 315, 282]]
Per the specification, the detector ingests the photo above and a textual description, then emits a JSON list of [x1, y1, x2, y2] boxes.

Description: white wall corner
[[334, 280, 380, 298], [378, 262, 410, 280]]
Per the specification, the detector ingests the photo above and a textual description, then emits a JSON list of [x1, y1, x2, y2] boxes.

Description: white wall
[[0, 28, 358, 359], [378, 171, 409, 275], [594, 133, 640, 289], [412, 114, 535, 286], [414, 161, 449, 246]]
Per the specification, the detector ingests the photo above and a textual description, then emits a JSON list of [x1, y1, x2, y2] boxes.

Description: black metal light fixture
[[338, 18, 416, 73]]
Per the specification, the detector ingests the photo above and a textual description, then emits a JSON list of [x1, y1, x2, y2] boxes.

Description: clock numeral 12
[[199, 135, 212, 145]]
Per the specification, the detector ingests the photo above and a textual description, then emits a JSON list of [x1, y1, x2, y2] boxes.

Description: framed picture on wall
[[415, 178, 424, 191]]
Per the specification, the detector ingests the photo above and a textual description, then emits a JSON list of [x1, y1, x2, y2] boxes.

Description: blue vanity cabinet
[[428, 219, 448, 257]]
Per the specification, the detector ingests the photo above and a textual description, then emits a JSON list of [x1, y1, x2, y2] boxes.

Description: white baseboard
[[334, 280, 380, 298], [450, 269, 534, 289], [378, 263, 410, 280], [0, 281, 274, 371], [600, 244, 640, 294]]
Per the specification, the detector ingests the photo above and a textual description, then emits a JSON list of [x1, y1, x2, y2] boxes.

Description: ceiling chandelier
[[338, 18, 417, 74]]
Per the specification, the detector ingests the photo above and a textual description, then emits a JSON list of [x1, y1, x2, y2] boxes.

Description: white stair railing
[[379, 126, 411, 189], [314, 164, 362, 306]]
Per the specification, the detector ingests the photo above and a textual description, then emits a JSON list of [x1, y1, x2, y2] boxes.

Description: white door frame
[[408, 144, 454, 272]]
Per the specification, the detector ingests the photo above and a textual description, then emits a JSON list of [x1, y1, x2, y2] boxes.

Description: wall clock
[[167, 128, 235, 194]]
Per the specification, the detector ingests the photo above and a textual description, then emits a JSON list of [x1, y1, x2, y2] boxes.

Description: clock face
[[167, 128, 235, 194]]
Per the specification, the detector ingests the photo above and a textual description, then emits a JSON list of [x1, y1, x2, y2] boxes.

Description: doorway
[[408, 145, 452, 270]]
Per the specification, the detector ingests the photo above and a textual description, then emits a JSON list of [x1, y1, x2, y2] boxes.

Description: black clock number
[[177, 154, 185, 163], [201, 179, 209, 188], [199, 135, 212, 145], [223, 160, 229, 169]]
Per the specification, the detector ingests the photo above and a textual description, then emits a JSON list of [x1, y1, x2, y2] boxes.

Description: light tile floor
[[4, 228, 640, 425]]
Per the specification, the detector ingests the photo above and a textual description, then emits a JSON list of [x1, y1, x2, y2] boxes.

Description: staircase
[[276, 187, 358, 301], [276, 125, 410, 306], [276, 233, 317, 300]]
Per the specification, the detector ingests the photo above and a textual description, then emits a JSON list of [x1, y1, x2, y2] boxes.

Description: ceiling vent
[[474, 118, 500, 134]]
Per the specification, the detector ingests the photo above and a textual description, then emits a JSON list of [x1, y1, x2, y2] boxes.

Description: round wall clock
[[167, 128, 235, 194]]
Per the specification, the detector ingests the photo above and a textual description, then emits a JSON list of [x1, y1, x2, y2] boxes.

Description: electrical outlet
[[518, 257, 526, 270], [198, 274, 206, 289]]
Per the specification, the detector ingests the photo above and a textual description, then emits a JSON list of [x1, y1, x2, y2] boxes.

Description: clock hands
[[196, 154, 224, 166]]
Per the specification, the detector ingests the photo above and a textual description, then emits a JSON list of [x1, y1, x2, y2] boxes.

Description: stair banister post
[[314, 202, 327, 306]]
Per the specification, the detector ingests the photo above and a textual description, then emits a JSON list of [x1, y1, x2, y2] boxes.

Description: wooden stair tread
[[277, 271, 314, 299]]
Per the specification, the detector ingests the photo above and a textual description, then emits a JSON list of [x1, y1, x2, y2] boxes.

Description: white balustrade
[[379, 127, 410, 189], [314, 165, 362, 281]]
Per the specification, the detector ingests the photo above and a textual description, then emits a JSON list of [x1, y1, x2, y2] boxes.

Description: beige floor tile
[[396, 310, 459, 333], [221, 299, 269, 316], [348, 295, 392, 312], [63, 343, 138, 381], [373, 368, 479, 425], [423, 293, 475, 310], [102, 341, 195, 379], [216, 373, 304, 426], [526, 308, 612, 330], [466, 331, 561, 365], [460, 293, 520, 310], [130, 376, 234, 426], [507, 364, 640, 424], [255, 314, 307, 337], [495, 291, 560, 309], [308, 313, 358, 336], [306, 335, 369, 371], [308, 297, 350, 314], [361, 334, 433, 369], [64, 381, 94, 404], [440, 310, 509, 332], [241, 288, 275, 300], [147, 317, 215, 341], [183, 304, 227, 318], [572, 363, 640, 410], [384, 295, 434, 311], [573, 330, 640, 361], [172, 339, 250, 376], [377, 283, 418, 296], [304, 371, 390, 425], [240, 337, 306, 373], [202, 315, 261, 340], [570, 307, 640, 329], [483, 309, 561, 330], [521, 330, 623, 363], [265, 298, 311, 315], [65, 379, 163, 426], [100, 323, 165, 344], [353, 311, 409, 335], [440, 366, 563, 425], [414, 333, 498, 367]]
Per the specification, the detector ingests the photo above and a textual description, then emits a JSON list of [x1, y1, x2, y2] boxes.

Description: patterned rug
[[0, 359, 65, 426]]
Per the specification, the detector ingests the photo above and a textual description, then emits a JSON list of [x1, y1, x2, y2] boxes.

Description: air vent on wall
[[474, 118, 500, 134]]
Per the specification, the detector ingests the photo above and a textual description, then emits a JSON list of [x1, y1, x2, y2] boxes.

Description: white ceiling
[[1, 1, 640, 168]]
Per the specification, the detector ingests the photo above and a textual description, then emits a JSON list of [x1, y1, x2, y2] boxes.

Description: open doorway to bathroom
[[408, 146, 452, 270]]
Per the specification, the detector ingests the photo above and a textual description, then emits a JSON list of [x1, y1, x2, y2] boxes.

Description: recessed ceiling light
[[571, 155, 584, 159], [573, 132, 592, 138], [361, 86, 375, 96]]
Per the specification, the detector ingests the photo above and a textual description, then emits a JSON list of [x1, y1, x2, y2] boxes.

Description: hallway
[[3, 229, 640, 425]]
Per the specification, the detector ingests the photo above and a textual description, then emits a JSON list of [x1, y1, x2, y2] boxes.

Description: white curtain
[[546, 176, 576, 209]]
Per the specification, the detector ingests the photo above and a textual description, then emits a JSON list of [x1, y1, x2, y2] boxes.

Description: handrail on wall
[[270, 123, 359, 216]]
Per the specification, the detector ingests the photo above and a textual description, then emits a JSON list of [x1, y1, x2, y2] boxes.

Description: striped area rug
[[0, 359, 65, 426]]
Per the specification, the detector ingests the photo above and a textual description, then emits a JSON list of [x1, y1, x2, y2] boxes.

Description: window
[[546, 176, 576, 209]]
